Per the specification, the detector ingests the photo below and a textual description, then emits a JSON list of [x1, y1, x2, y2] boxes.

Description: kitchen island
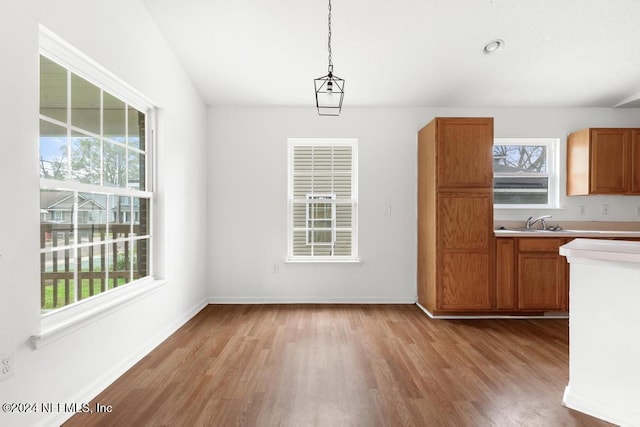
[[559, 238, 640, 426]]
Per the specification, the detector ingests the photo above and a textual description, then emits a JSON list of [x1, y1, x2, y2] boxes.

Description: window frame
[[287, 138, 359, 263], [37, 26, 160, 334], [493, 137, 559, 209]]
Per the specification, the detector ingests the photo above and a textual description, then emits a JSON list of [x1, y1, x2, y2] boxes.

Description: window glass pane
[[335, 204, 352, 227], [77, 244, 106, 300], [313, 246, 333, 256], [71, 73, 100, 134], [128, 150, 145, 190], [107, 241, 131, 288], [71, 132, 100, 185], [293, 175, 311, 197], [128, 107, 145, 151], [132, 198, 149, 237], [334, 230, 352, 256], [292, 230, 311, 256], [313, 220, 333, 229], [333, 147, 352, 171], [103, 141, 126, 187], [312, 175, 332, 193], [40, 189, 75, 249], [77, 193, 108, 247], [314, 146, 332, 171], [310, 203, 332, 219], [494, 177, 549, 204], [41, 249, 75, 310], [293, 203, 306, 228], [494, 191, 549, 205], [493, 145, 547, 173], [39, 120, 68, 179], [308, 230, 333, 244], [104, 92, 126, 143], [109, 195, 131, 238], [132, 238, 149, 280], [40, 56, 67, 122], [334, 174, 352, 199]]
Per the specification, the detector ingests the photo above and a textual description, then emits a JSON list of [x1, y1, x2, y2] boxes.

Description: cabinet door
[[438, 191, 493, 311], [439, 192, 492, 250], [437, 118, 493, 188], [517, 252, 567, 311], [631, 129, 640, 193], [440, 252, 492, 310], [590, 129, 630, 194], [495, 238, 515, 310]]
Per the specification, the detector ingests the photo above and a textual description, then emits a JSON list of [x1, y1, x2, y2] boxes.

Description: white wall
[[0, 1, 208, 426], [207, 107, 419, 303], [207, 106, 640, 302]]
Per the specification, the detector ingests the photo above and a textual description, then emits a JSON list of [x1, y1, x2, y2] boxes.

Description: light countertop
[[494, 221, 640, 238], [560, 238, 640, 265]]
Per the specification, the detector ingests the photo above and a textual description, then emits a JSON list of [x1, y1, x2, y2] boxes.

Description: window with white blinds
[[287, 139, 358, 261]]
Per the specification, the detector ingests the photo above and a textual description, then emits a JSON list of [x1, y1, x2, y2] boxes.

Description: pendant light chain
[[327, 0, 333, 73], [313, 0, 344, 116]]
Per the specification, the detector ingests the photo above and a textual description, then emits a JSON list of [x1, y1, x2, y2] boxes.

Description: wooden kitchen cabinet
[[495, 237, 568, 313], [495, 238, 515, 310], [517, 238, 568, 311], [438, 191, 493, 310], [567, 128, 640, 195], [436, 118, 494, 188], [417, 117, 494, 315]]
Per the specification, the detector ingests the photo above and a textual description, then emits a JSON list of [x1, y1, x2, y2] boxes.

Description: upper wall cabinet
[[567, 128, 640, 195], [436, 118, 494, 188]]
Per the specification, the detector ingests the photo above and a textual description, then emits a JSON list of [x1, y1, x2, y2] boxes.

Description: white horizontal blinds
[[291, 142, 354, 257]]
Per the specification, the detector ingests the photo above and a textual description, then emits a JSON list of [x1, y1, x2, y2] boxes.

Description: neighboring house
[[40, 192, 139, 224]]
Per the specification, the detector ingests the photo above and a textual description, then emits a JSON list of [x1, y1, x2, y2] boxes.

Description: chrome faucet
[[526, 215, 552, 230]]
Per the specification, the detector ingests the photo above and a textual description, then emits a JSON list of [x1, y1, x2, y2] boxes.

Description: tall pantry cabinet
[[417, 118, 495, 315]]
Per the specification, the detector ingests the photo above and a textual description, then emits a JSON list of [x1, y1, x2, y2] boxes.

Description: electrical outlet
[[601, 204, 609, 215], [1, 352, 15, 380], [579, 205, 585, 216], [271, 263, 279, 273], [636, 205, 640, 216]]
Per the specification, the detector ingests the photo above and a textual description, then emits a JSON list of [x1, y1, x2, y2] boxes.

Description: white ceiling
[[142, 0, 640, 108]]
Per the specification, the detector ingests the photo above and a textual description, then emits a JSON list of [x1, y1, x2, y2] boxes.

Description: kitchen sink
[[496, 227, 573, 233]]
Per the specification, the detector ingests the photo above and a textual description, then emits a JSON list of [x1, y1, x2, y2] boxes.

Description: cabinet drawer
[[517, 238, 565, 252]]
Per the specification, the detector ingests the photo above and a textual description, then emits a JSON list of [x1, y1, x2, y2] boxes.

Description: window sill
[[32, 278, 167, 349], [285, 258, 362, 264]]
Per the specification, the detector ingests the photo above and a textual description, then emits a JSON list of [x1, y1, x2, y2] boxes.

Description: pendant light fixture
[[314, 0, 344, 116]]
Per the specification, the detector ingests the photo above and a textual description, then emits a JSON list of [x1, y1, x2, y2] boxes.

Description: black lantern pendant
[[314, 0, 344, 116]]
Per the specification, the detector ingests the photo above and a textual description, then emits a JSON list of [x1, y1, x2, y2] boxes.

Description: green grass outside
[[42, 277, 128, 310]]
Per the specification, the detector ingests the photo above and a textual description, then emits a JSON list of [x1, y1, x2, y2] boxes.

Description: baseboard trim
[[207, 296, 417, 304], [415, 302, 569, 319], [563, 385, 639, 426], [39, 297, 208, 427]]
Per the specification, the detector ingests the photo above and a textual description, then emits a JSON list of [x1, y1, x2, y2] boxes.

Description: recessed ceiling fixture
[[314, 0, 345, 116], [483, 39, 505, 54]]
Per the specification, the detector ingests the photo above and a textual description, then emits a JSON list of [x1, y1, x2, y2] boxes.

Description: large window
[[39, 33, 155, 313], [287, 139, 358, 261], [493, 138, 558, 208]]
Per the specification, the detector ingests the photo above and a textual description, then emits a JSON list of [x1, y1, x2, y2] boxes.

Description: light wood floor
[[64, 304, 611, 426]]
